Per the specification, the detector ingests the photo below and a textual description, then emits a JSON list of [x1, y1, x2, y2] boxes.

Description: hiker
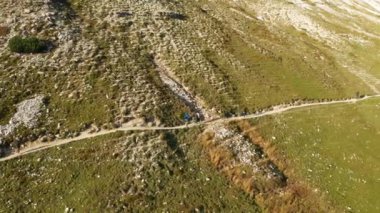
[[184, 112, 191, 123]]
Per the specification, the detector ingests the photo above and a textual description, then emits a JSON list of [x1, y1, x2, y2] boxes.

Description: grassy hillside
[[0, 129, 260, 212], [254, 99, 380, 212], [1, 0, 380, 212], [0, 0, 375, 142]]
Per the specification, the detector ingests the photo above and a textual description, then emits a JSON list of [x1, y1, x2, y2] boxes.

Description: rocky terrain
[[1, 0, 378, 149], [232, 0, 380, 92], [0, 96, 45, 144], [0, 0, 379, 212]]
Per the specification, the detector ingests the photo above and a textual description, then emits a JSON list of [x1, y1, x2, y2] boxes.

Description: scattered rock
[[0, 96, 45, 144]]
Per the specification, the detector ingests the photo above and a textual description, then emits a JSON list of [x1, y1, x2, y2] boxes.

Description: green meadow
[[255, 99, 380, 212]]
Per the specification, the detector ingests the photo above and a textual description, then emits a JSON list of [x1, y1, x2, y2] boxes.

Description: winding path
[[1, 95, 379, 162]]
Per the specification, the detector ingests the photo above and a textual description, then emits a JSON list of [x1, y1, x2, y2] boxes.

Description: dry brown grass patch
[[237, 120, 293, 175], [0, 26, 9, 36], [198, 122, 336, 212], [235, 121, 335, 212], [199, 130, 258, 196]]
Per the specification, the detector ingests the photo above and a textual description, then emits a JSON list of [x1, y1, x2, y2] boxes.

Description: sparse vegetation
[[0, 0, 379, 212], [0, 130, 260, 212]]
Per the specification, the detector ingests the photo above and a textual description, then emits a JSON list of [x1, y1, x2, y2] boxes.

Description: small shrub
[[8, 36, 47, 53]]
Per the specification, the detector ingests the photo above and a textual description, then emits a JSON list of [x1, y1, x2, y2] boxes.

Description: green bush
[[8, 36, 47, 53]]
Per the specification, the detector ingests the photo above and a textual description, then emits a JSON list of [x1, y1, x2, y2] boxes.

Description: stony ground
[[0, 130, 261, 212], [0, 0, 377, 148], [0, 0, 379, 212]]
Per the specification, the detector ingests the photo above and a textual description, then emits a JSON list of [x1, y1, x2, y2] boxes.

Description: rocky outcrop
[[0, 95, 45, 144]]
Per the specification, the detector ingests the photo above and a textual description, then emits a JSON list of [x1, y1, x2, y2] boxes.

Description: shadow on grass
[[50, 0, 77, 19], [163, 132, 185, 157]]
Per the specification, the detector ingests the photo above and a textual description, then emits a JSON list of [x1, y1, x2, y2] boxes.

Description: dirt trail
[[1, 95, 379, 162]]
